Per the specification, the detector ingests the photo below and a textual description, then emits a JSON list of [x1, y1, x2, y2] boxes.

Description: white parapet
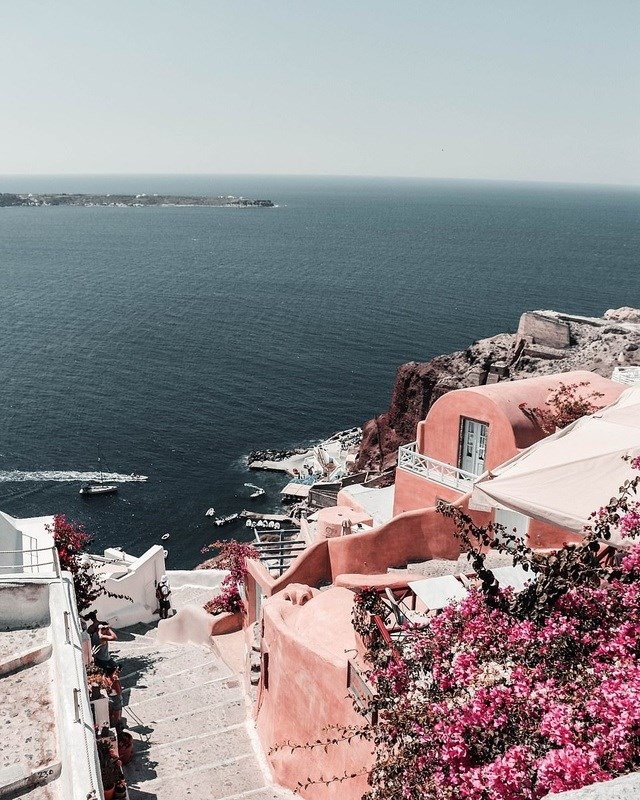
[[50, 576, 103, 800], [88, 545, 167, 628]]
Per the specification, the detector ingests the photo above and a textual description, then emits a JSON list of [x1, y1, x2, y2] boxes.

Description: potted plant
[[97, 739, 121, 800], [117, 730, 134, 765]]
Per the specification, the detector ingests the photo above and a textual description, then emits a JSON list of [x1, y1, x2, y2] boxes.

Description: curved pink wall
[[245, 504, 466, 614], [256, 588, 372, 800], [418, 371, 624, 461]]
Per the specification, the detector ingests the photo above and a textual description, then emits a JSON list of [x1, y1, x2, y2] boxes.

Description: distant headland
[[0, 192, 275, 208]]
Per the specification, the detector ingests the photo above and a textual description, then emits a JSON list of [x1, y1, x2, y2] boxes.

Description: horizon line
[[0, 172, 638, 192]]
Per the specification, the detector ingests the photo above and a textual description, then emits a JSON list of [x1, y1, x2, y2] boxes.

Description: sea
[[0, 175, 638, 568]]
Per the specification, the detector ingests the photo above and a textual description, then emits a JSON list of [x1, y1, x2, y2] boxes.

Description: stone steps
[[115, 618, 296, 800]]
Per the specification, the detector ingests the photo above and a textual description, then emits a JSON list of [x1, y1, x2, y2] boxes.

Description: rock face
[[356, 309, 640, 472]]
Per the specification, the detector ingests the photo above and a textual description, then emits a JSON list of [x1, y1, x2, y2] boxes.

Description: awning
[[471, 386, 640, 544], [281, 483, 311, 499]]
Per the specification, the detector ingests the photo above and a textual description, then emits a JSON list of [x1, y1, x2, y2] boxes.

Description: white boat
[[244, 483, 266, 499], [213, 513, 239, 527], [79, 483, 118, 496], [205, 507, 216, 517], [79, 458, 118, 496]]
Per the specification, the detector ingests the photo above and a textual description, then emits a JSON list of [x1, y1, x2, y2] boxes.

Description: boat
[[205, 507, 216, 517], [79, 458, 118, 496], [212, 513, 239, 527], [244, 483, 266, 499]]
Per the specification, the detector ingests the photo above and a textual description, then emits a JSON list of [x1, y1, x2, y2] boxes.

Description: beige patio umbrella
[[471, 386, 640, 544]]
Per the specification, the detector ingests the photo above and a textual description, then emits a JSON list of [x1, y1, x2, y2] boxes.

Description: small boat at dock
[[212, 513, 239, 527]]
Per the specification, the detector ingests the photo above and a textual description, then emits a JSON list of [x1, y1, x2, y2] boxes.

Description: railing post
[[72, 688, 81, 723], [63, 611, 71, 644], [52, 546, 62, 578]]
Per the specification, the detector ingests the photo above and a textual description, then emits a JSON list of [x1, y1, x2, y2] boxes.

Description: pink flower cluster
[[366, 544, 640, 800]]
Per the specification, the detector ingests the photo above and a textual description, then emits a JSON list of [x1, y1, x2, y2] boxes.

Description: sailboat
[[79, 457, 118, 496]]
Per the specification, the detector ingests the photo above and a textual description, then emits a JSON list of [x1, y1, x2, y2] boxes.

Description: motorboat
[[244, 483, 266, 499], [79, 457, 118, 496], [79, 482, 118, 496]]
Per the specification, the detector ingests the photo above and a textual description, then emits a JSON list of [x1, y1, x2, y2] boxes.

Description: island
[[0, 192, 274, 208]]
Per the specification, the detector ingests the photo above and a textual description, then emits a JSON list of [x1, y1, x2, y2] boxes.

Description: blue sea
[[0, 175, 638, 568]]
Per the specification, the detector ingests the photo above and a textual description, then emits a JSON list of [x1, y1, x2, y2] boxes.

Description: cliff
[[356, 308, 640, 472]]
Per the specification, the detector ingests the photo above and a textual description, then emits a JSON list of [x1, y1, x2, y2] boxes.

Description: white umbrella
[[471, 386, 640, 544]]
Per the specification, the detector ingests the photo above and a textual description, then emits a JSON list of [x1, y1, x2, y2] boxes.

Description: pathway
[[112, 584, 295, 800]]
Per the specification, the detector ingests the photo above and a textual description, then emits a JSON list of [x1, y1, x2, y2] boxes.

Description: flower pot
[[210, 610, 243, 636], [117, 732, 134, 765], [103, 787, 115, 800], [114, 781, 127, 800]]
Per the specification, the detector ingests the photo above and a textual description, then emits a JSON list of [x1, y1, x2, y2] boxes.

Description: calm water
[[0, 175, 638, 567]]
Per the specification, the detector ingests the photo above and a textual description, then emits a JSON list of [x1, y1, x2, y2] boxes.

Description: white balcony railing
[[612, 367, 640, 386], [397, 442, 477, 493]]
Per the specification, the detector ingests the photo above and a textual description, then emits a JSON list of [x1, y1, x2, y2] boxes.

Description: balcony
[[612, 366, 640, 386], [397, 442, 477, 493]]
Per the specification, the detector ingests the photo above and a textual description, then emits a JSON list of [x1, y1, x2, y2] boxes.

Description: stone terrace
[[0, 626, 60, 800]]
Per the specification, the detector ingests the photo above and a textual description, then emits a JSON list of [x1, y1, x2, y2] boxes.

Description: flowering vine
[[518, 381, 605, 435], [200, 539, 258, 615], [47, 514, 126, 612]]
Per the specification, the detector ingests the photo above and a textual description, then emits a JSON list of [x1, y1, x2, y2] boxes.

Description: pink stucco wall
[[256, 587, 373, 800], [393, 468, 465, 516], [244, 503, 467, 625], [527, 517, 583, 549]]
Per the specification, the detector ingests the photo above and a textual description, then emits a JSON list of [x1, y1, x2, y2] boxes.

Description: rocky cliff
[[356, 308, 640, 473]]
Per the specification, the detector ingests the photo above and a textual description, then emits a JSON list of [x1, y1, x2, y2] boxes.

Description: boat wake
[[0, 470, 148, 484]]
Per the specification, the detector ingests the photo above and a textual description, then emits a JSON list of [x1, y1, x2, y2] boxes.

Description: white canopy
[[471, 386, 640, 544]]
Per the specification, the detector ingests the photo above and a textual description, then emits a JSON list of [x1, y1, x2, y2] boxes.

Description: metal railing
[[253, 530, 307, 577], [397, 442, 477, 492], [0, 544, 61, 577]]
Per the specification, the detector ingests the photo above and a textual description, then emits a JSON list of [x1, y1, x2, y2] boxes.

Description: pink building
[[244, 370, 626, 799], [392, 370, 624, 548]]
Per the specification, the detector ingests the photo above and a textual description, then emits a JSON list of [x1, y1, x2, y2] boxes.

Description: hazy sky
[[2, 1, 638, 185]]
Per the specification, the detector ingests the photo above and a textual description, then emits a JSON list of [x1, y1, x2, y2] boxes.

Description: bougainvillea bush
[[47, 514, 103, 612], [201, 539, 258, 615], [518, 381, 605, 436], [354, 456, 640, 800], [48, 514, 132, 613]]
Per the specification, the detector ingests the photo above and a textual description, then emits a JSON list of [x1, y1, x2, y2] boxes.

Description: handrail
[[0, 544, 60, 576], [398, 442, 477, 491], [57, 571, 101, 798], [0, 544, 59, 554]]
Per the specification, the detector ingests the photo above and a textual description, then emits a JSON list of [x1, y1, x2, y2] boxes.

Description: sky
[[1, 1, 638, 185]]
